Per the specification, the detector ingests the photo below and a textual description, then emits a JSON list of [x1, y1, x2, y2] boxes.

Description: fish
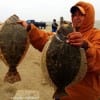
[[0, 14, 29, 83], [41, 23, 87, 99]]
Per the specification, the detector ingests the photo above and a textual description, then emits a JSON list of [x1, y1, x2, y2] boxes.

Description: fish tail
[[4, 68, 21, 84], [53, 88, 68, 99]]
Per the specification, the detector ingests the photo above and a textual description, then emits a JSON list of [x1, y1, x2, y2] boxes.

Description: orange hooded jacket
[[28, 1, 100, 100]]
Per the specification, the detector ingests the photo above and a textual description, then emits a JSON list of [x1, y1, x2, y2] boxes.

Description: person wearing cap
[[18, 1, 100, 100], [61, 1, 100, 100]]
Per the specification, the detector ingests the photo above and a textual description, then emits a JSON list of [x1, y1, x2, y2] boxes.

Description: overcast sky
[[0, 0, 100, 22]]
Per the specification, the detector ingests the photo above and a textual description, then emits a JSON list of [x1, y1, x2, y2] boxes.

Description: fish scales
[[41, 23, 87, 99], [46, 36, 81, 88], [0, 15, 29, 83]]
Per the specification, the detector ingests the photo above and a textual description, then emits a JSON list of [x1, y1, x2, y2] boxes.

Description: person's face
[[72, 10, 85, 30]]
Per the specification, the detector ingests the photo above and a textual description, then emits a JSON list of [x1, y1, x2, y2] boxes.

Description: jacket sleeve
[[85, 31, 100, 74], [28, 24, 53, 51]]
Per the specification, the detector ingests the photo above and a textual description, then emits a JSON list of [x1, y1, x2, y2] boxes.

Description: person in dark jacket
[[52, 19, 58, 32]]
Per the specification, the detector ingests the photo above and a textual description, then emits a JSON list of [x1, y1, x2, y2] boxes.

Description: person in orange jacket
[[19, 1, 100, 100]]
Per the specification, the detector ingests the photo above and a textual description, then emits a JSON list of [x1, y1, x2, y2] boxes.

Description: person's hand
[[66, 32, 83, 47], [17, 20, 32, 32], [17, 20, 28, 29]]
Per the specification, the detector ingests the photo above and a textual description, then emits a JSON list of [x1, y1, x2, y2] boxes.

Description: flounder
[[0, 15, 29, 83], [41, 23, 87, 99]]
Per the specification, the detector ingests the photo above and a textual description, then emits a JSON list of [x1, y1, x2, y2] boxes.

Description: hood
[[73, 1, 95, 33]]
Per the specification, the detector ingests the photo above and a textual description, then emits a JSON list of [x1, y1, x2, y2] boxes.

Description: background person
[[52, 19, 58, 32]]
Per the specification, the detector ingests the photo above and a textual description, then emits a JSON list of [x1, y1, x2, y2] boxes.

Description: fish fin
[[53, 88, 68, 99], [4, 69, 21, 84]]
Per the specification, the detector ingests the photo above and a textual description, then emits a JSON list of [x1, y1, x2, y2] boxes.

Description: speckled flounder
[[0, 15, 29, 83], [41, 23, 87, 99]]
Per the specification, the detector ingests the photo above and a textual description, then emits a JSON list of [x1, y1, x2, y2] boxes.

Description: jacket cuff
[[81, 40, 92, 50], [26, 24, 32, 32], [81, 40, 89, 50]]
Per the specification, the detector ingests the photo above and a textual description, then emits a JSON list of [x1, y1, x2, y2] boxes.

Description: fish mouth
[[55, 34, 68, 42]]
